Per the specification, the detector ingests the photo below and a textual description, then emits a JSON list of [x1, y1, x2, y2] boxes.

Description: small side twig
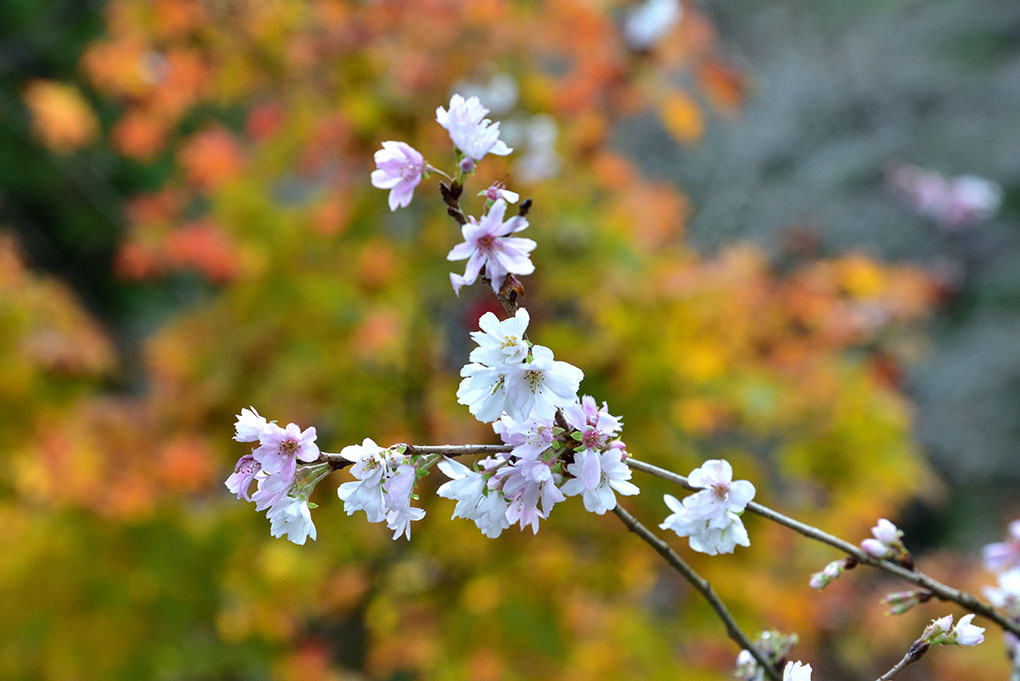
[[612, 504, 783, 681]]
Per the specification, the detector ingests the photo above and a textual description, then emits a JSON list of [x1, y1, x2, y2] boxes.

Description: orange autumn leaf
[[23, 81, 98, 152], [178, 126, 244, 190], [660, 90, 704, 145], [698, 61, 747, 116], [112, 109, 168, 160]]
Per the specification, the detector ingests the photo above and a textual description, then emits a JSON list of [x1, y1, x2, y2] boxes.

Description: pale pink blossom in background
[[888, 164, 1002, 229], [983, 520, 1020, 573]]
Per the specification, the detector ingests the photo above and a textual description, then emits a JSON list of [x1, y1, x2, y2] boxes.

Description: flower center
[[477, 234, 495, 251], [711, 482, 729, 500], [524, 369, 543, 392], [500, 334, 518, 349], [399, 161, 419, 180], [582, 429, 600, 449], [280, 438, 299, 456]]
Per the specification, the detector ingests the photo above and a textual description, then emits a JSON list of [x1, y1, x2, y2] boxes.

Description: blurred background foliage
[[0, 1, 1016, 680]]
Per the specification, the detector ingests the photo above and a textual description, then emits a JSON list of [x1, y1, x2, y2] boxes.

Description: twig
[[625, 457, 1020, 638], [317, 443, 512, 469], [876, 639, 928, 681], [875, 652, 915, 681], [612, 504, 783, 681]]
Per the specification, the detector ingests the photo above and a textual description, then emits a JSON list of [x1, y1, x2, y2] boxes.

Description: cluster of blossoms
[[336, 439, 426, 540], [887, 163, 1003, 229], [440, 309, 638, 536], [981, 520, 1020, 661], [226, 94, 1009, 681], [370, 94, 533, 296], [659, 459, 756, 555], [225, 408, 325, 545]]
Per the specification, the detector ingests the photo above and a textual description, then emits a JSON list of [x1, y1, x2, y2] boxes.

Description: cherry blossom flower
[[336, 438, 390, 522], [266, 495, 317, 545], [951, 614, 985, 646], [561, 448, 639, 515], [494, 411, 555, 460], [436, 94, 513, 161], [660, 494, 751, 555], [447, 199, 536, 295], [469, 308, 531, 366], [382, 463, 426, 540], [457, 363, 511, 423], [234, 406, 270, 442], [252, 471, 295, 511], [252, 422, 319, 482], [782, 661, 812, 681], [658, 459, 756, 555], [504, 345, 583, 421], [225, 454, 260, 501], [562, 395, 623, 451], [479, 181, 519, 204], [438, 456, 512, 538], [982, 520, 1020, 573], [370, 141, 424, 211]]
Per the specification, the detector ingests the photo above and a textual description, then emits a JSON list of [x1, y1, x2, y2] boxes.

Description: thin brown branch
[[875, 652, 915, 681], [612, 504, 783, 681], [317, 443, 512, 469], [625, 457, 1020, 638]]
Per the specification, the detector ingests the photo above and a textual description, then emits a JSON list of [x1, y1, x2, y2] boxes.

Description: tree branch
[[317, 443, 512, 469], [875, 652, 916, 681], [612, 504, 783, 681], [625, 457, 1020, 638]]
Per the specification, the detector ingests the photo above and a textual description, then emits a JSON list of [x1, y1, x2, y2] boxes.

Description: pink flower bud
[[861, 538, 891, 558]]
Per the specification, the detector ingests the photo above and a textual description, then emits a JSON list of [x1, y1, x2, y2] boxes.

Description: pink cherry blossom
[[370, 141, 425, 211], [436, 94, 513, 161], [225, 454, 260, 501], [233, 406, 270, 442], [561, 448, 639, 515], [252, 422, 320, 482], [447, 199, 536, 295]]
